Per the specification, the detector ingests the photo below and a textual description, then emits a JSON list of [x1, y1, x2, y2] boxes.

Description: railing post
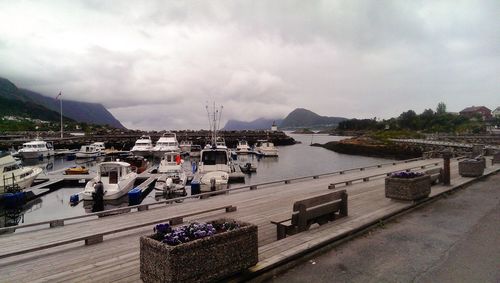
[[442, 151, 451, 185]]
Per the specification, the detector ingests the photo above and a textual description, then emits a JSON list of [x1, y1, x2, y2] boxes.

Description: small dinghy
[[64, 166, 89, 175]]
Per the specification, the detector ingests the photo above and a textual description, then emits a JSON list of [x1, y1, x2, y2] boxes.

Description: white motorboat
[[156, 132, 179, 152], [192, 147, 231, 193], [18, 139, 54, 159], [91, 142, 106, 151], [153, 132, 180, 156], [236, 140, 251, 154], [0, 152, 43, 194], [255, 140, 279, 157], [82, 161, 137, 200], [131, 135, 153, 157], [179, 140, 193, 153], [154, 152, 187, 199], [75, 144, 102, 158], [190, 145, 202, 158]]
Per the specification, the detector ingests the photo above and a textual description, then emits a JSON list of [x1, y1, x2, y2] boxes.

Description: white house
[[492, 107, 500, 118]]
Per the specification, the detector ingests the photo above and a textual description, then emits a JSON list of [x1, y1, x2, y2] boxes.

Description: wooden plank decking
[[0, 158, 498, 282]]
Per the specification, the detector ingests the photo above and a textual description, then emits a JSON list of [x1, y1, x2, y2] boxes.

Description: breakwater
[[0, 130, 295, 150], [313, 138, 422, 160]]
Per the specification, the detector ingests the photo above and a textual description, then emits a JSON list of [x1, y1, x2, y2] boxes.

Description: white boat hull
[[0, 167, 43, 194], [75, 152, 101, 159], [82, 175, 137, 200], [257, 149, 279, 157], [19, 150, 54, 159]]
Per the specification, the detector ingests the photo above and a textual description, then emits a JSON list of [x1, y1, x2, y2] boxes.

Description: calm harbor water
[[1, 134, 393, 229]]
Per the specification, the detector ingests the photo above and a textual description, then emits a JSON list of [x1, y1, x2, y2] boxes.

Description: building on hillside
[[459, 106, 492, 120], [492, 107, 500, 118]]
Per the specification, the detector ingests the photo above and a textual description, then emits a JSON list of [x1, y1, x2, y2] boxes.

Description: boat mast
[[205, 102, 223, 146]]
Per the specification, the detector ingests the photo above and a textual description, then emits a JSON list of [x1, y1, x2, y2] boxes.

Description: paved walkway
[[270, 172, 500, 283]]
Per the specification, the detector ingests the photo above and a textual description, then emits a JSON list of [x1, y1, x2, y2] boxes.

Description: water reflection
[[0, 198, 42, 234], [83, 196, 130, 213]]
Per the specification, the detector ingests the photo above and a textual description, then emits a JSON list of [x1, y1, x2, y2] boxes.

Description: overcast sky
[[0, 1, 498, 130]]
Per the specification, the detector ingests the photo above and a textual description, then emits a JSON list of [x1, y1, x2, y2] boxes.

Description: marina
[[0, 155, 497, 281]]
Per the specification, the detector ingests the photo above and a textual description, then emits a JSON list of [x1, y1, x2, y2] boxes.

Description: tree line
[[337, 103, 496, 134]]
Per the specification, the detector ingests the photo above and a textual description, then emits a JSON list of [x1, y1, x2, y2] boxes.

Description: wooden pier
[[0, 158, 498, 282]]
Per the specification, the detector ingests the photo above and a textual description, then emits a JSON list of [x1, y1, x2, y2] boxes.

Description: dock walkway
[[0, 158, 498, 282]]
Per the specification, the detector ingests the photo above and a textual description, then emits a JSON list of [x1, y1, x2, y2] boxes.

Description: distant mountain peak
[[0, 77, 125, 128], [280, 108, 347, 129], [223, 118, 283, 130]]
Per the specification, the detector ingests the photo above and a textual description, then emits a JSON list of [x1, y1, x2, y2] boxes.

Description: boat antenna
[[205, 102, 223, 146]]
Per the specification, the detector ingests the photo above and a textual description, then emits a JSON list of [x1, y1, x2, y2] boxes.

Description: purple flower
[[390, 171, 424, 179]]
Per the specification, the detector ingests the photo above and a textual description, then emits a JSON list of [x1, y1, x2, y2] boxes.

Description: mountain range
[[223, 108, 347, 130], [0, 77, 125, 128]]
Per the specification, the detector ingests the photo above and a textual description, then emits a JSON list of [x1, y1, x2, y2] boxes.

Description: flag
[[55, 91, 62, 100]]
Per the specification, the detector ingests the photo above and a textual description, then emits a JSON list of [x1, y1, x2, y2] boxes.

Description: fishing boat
[[236, 140, 251, 154], [254, 140, 279, 157], [18, 139, 54, 159], [153, 132, 180, 156], [0, 152, 43, 194], [154, 152, 187, 200], [64, 166, 89, 175], [192, 146, 231, 193], [82, 161, 137, 200], [191, 103, 233, 194], [75, 144, 102, 158], [130, 135, 153, 157]]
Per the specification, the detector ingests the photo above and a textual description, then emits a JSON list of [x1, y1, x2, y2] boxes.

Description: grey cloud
[[0, 0, 498, 129]]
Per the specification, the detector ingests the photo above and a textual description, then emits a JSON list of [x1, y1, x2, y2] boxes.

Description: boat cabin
[[98, 162, 132, 185]]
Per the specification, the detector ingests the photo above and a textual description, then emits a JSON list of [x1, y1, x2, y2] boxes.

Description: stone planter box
[[492, 152, 500, 165], [459, 159, 485, 177], [140, 218, 258, 283], [385, 175, 431, 201]]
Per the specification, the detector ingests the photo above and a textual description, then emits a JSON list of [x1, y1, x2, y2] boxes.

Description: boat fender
[[70, 194, 79, 204], [166, 178, 173, 190]]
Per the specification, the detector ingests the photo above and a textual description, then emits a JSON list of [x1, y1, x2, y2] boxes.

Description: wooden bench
[[271, 190, 348, 240], [424, 167, 443, 185]]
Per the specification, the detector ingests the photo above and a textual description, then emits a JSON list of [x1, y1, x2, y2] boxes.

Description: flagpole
[[60, 93, 63, 139]]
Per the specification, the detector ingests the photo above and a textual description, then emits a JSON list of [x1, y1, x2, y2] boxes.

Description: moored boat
[[153, 132, 180, 156], [0, 152, 43, 194], [64, 166, 89, 175], [18, 139, 54, 159], [82, 161, 137, 200], [154, 152, 187, 200], [91, 142, 106, 151], [190, 145, 202, 158], [75, 144, 102, 158], [124, 155, 150, 174], [191, 146, 231, 193], [179, 140, 193, 153], [236, 140, 251, 154], [131, 135, 153, 157], [255, 140, 279, 157]]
